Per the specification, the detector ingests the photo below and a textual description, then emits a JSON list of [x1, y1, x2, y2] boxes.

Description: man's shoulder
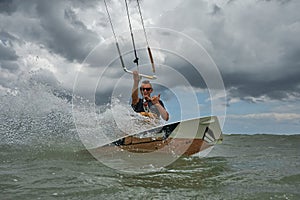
[[131, 98, 143, 107], [132, 98, 142, 105]]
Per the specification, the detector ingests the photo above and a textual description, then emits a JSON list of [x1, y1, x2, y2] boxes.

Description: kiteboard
[[90, 116, 223, 157]]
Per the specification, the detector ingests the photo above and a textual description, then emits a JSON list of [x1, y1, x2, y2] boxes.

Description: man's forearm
[[155, 103, 169, 121], [131, 80, 139, 105]]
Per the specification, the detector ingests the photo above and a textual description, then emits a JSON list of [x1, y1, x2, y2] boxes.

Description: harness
[[142, 98, 150, 113]]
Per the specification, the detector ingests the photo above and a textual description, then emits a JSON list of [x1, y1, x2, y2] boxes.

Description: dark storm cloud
[[70, 0, 99, 8], [0, 61, 19, 71], [0, 31, 20, 60], [0, 0, 299, 103], [155, 0, 300, 102], [34, 0, 100, 62], [223, 70, 300, 101], [0, 43, 18, 60], [0, 31, 20, 72], [0, 0, 16, 14], [0, 30, 20, 44], [220, 33, 300, 101], [0, 0, 101, 62], [220, 27, 300, 102]]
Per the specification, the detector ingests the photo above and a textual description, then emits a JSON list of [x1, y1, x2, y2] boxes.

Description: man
[[131, 71, 169, 121]]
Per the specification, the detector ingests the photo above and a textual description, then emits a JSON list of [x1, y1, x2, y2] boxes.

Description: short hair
[[142, 80, 151, 84], [140, 80, 152, 89]]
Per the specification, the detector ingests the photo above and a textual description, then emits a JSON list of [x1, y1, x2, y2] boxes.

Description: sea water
[[1, 81, 299, 200]]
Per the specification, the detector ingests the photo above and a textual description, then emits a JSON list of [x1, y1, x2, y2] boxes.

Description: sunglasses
[[140, 87, 152, 91]]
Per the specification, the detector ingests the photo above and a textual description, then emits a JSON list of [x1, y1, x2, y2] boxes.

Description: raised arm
[[151, 94, 169, 121], [131, 71, 140, 105]]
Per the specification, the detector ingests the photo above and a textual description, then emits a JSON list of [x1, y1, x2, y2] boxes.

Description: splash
[[0, 78, 79, 150], [73, 97, 165, 149], [0, 74, 164, 151]]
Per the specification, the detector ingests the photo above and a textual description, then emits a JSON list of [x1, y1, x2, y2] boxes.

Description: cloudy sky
[[1, 0, 300, 134]]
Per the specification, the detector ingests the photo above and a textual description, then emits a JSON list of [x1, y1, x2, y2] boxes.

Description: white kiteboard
[[90, 116, 223, 156]]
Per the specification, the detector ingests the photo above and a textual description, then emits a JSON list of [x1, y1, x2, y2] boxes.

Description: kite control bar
[[123, 67, 157, 80]]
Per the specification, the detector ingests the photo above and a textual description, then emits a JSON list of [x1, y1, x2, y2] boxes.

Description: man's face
[[140, 83, 153, 99]]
